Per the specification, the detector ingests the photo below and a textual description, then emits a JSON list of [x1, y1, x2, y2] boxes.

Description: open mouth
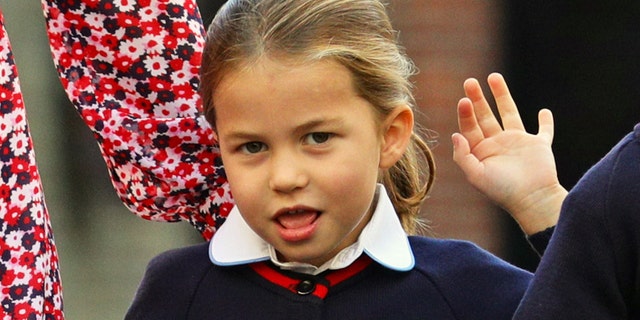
[[275, 208, 321, 242], [277, 209, 318, 228]]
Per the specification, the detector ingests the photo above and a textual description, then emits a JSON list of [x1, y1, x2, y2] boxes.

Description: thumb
[[537, 108, 555, 143], [452, 133, 481, 177]]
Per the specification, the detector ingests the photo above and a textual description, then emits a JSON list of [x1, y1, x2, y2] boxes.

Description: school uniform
[[514, 124, 640, 319], [126, 186, 534, 319]]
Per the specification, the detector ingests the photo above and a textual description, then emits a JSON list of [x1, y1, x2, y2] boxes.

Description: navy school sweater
[[125, 236, 532, 319]]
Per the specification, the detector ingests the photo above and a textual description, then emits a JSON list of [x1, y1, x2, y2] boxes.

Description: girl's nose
[[268, 153, 309, 193]]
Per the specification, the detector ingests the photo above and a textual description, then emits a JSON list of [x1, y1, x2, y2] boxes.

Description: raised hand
[[452, 73, 567, 235]]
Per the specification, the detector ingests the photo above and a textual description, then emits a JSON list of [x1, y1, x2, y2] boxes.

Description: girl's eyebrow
[[223, 131, 262, 142], [223, 117, 345, 141], [294, 117, 345, 134]]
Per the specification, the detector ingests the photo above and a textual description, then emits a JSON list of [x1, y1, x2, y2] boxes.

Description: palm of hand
[[466, 129, 557, 214]]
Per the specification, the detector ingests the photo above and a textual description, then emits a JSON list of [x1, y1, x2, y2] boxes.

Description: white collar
[[209, 184, 415, 273]]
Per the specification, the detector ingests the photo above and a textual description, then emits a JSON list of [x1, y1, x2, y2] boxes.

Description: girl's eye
[[304, 132, 332, 145], [240, 142, 267, 154]]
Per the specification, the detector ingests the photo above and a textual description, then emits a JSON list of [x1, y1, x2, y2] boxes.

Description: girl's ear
[[379, 105, 414, 169]]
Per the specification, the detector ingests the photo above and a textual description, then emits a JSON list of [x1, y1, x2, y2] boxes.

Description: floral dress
[[42, 0, 233, 241], [1, 0, 233, 318], [0, 10, 63, 320]]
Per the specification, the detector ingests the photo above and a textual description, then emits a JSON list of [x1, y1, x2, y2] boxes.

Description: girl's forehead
[[215, 57, 355, 102], [212, 58, 378, 131], [227, 55, 344, 79]]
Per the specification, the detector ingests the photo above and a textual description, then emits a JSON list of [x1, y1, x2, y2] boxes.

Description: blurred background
[[1, 0, 638, 318]]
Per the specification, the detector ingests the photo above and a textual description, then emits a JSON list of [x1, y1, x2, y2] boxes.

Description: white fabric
[[209, 184, 415, 274]]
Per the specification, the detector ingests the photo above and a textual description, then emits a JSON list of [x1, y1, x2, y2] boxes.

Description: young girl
[[125, 0, 563, 318]]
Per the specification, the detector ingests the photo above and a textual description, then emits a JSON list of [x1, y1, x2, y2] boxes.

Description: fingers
[[463, 77, 503, 137], [487, 73, 525, 131], [457, 72, 553, 147], [457, 97, 485, 148], [537, 108, 555, 143]]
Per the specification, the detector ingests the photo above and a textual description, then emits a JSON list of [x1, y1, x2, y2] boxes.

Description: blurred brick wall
[[389, 1, 509, 255]]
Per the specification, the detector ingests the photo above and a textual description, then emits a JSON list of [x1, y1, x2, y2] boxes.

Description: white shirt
[[209, 184, 415, 275]]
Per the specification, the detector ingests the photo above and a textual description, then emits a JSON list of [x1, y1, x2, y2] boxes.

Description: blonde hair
[[201, 0, 435, 234]]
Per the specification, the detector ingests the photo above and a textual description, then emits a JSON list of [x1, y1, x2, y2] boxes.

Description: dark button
[[296, 280, 316, 295]]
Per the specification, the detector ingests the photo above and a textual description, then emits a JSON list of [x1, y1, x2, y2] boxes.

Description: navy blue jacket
[[515, 124, 640, 319], [126, 236, 532, 319]]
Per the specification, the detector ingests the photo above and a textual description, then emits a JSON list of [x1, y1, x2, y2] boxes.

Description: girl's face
[[213, 57, 400, 267]]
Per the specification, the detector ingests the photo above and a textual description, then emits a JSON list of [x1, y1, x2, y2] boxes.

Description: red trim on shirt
[[325, 255, 372, 286], [249, 255, 373, 299], [250, 262, 301, 294]]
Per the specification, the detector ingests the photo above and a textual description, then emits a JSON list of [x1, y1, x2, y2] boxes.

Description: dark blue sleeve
[[125, 242, 211, 320], [514, 124, 640, 319]]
